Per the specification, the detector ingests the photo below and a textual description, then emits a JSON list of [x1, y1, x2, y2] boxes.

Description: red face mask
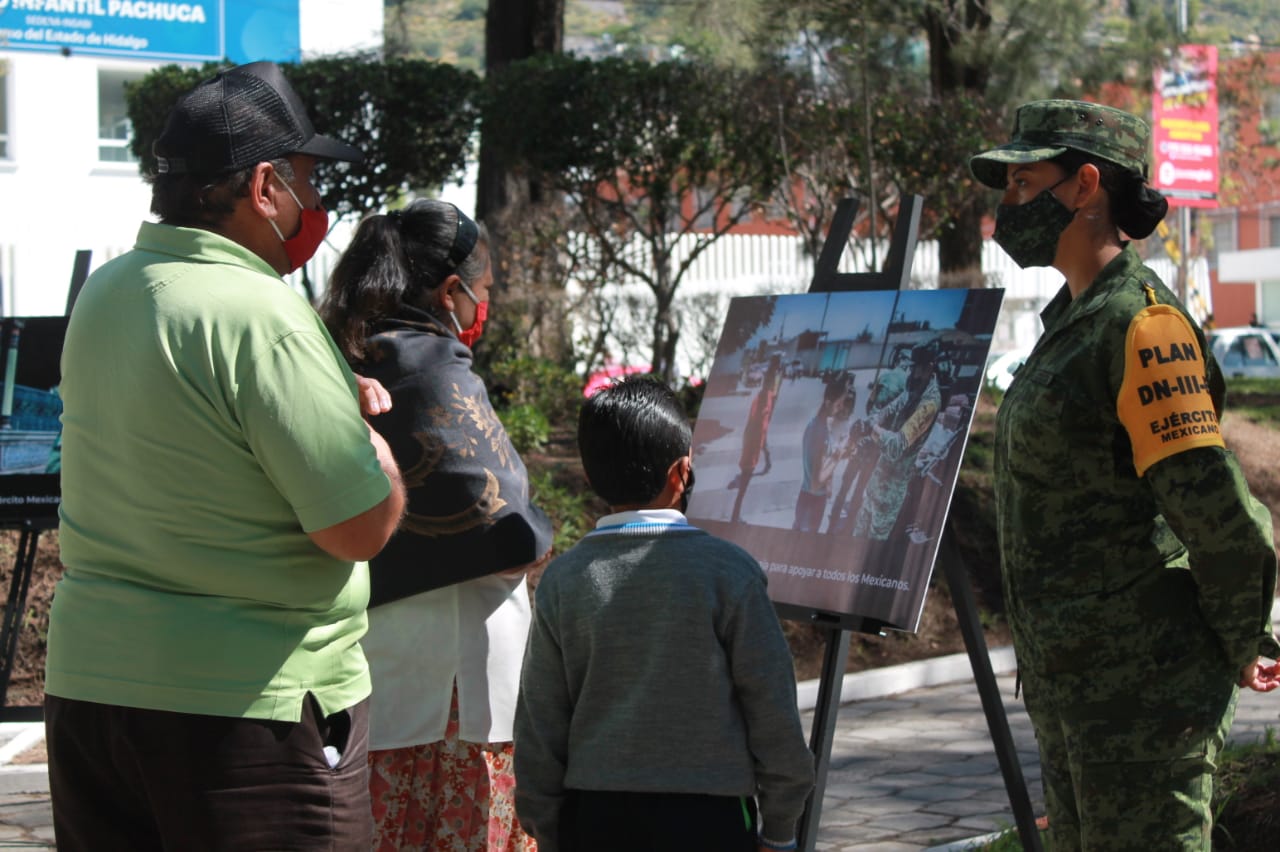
[[452, 281, 489, 349], [268, 174, 328, 273]]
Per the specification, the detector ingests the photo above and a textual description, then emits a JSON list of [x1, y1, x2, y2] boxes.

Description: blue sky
[[739, 288, 970, 349]]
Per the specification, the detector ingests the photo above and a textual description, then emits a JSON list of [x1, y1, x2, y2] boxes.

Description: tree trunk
[[477, 0, 564, 222], [652, 292, 680, 384], [472, 0, 565, 369], [937, 202, 987, 288], [923, 0, 991, 284], [649, 234, 680, 383]]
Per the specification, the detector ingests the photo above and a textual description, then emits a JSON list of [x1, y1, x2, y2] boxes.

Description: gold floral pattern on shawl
[[400, 468, 508, 538], [395, 382, 519, 537], [410, 384, 518, 473], [446, 383, 516, 472]]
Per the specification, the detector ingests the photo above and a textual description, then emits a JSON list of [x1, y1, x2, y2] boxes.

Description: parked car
[[984, 348, 1031, 392], [1207, 327, 1280, 379]]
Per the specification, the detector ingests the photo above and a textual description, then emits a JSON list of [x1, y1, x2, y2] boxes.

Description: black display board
[[0, 316, 68, 523], [1, 262, 85, 720]]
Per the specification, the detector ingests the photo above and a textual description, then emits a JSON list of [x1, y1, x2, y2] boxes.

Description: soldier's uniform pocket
[[1002, 367, 1078, 489], [1061, 713, 1227, 847]]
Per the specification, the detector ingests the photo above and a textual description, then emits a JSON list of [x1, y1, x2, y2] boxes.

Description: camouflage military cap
[[969, 99, 1151, 189]]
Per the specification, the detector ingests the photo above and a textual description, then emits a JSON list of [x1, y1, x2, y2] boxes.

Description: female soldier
[[970, 100, 1279, 850], [321, 200, 552, 851]]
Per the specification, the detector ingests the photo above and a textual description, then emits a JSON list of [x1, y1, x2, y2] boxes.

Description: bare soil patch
[[1223, 413, 1280, 539], [0, 529, 59, 711]]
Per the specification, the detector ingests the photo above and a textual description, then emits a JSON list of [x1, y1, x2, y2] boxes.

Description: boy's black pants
[[561, 789, 759, 851]]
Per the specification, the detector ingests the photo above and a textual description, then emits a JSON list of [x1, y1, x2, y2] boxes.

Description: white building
[[0, 0, 383, 316]]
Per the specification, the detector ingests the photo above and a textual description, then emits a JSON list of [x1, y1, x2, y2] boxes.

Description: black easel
[[0, 252, 86, 723], [789, 197, 1042, 852], [0, 520, 53, 722], [65, 249, 93, 316]]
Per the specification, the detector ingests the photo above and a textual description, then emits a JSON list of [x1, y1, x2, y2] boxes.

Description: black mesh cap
[[153, 61, 362, 175]]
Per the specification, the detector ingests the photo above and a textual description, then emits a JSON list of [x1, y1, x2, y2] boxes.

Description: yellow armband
[[1116, 304, 1224, 476]]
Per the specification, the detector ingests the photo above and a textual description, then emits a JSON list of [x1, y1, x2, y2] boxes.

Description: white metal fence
[[1, 230, 1207, 374], [561, 230, 1211, 374]]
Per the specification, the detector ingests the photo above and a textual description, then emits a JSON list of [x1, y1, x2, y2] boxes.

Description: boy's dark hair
[[578, 376, 692, 507]]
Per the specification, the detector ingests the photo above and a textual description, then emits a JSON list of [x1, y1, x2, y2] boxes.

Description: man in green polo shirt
[[45, 62, 406, 850]]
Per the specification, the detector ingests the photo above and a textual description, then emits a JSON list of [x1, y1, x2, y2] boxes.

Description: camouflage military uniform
[[828, 366, 905, 534], [851, 371, 940, 540], [994, 247, 1279, 850]]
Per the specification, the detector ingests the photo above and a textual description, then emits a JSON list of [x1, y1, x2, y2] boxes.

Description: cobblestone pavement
[[808, 669, 1280, 852]]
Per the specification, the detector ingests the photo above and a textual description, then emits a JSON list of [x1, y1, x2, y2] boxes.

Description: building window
[[1261, 91, 1280, 147], [98, 69, 146, 163], [1208, 214, 1237, 269], [1269, 215, 1280, 249], [691, 187, 717, 230], [0, 68, 9, 160]]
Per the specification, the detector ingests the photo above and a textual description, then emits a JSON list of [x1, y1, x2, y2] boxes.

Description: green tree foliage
[[125, 57, 479, 224], [751, 1, 1181, 283], [482, 53, 800, 382], [386, 0, 486, 69], [1197, 0, 1280, 45], [283, 58, 479, 222], [768, 40, 997, 269]]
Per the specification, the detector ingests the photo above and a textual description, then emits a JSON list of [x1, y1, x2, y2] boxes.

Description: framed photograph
[[0, 317, 68, 524], [686, 288, 1004, 632]]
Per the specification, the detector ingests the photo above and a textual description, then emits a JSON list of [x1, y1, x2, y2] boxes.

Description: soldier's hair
[[149, 157, 293, 228], [578, 376, 691, 508], [320, 199, 490, 363], [1052, 150, 1168, 239]]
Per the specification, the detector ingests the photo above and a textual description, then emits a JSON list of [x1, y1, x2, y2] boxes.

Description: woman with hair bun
[[321, 199, 552, 851], [970, 100, 1279, 850]]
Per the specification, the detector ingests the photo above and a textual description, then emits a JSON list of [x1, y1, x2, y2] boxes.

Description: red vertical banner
[[1152, 44, 1220, 209]]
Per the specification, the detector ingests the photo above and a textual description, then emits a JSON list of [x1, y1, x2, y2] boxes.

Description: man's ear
[[248, 162, 281, 219]]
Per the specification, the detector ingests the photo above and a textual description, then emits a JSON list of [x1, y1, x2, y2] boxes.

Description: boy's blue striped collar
[[588, 508, 698, 537]]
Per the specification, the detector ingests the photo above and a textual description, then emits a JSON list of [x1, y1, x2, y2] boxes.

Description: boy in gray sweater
[[514, 377, 814, 852]]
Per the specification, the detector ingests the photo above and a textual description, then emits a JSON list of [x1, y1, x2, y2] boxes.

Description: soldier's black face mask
[[993, 172, 1077, 269]]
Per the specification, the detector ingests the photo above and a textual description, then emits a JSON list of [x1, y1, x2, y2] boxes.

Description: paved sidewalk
[[809, 671, 1039, 851], [811, 670, 1280, 851], [2, 645, 1278, 851]]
